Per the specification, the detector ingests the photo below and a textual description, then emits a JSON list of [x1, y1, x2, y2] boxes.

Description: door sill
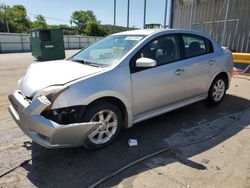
[[133, 94, 207, 124]]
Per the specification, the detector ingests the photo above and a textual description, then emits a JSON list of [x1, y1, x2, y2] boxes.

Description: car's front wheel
[[82, 102, 122, 150], [207, 76, 227, 105]]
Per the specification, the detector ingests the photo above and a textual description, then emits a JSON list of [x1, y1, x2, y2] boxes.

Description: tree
[[0, 5, 6, 32], [101, 24, 136, 35], [71, 10, 97, 34], [0, 4, 31, 32], [84, 20, 106, 36], [32, 15, 47, 29]]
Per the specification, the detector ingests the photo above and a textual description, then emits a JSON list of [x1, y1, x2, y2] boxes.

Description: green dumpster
[[30, 28, 65, 61]]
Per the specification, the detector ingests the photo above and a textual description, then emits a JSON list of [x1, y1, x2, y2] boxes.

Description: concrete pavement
[[0, 51, 249, 188]]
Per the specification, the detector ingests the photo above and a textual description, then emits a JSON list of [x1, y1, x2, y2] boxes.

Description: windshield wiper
[[85, 62, 101, 67], [72, 59, 101, 67], [72, 59, 87, 64]]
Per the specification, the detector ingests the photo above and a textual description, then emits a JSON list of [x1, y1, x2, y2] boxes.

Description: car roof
[[113, 28, 202, 36], [112, 29, 165, 36], [112, 28, 213, 41]]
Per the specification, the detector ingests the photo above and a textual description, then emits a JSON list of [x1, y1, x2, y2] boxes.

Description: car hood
[[19, 60, 104, 97]]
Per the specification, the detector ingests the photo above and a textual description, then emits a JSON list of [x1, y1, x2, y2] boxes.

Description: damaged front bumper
[[8, 90, 101, 148]]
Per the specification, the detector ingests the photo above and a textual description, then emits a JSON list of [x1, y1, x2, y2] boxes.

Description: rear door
[[180, 34, 217, 98]]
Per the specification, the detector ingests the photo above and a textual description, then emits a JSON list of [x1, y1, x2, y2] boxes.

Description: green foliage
[[0, 4, 138, 36], [31, 15, 47, 29], [101, 24, 137, 35], [47, 24, 59, 29], [0, 7, 5, 32], [84, 20, 107, 36], [0, 4, 31, 32], [46, 25, 78, 35], [46, 24, 67, 29], [71, 10, 97, 34]]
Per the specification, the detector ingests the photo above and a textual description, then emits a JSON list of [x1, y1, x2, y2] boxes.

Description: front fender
[[51, 66, 134, 127]]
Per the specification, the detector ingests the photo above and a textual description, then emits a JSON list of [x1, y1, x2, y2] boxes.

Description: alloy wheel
[[212, 79, 225, 102], [88, 110, 118, 144]]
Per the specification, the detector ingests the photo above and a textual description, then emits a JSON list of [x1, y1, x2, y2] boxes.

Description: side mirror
[[135, 57, 157, 68]]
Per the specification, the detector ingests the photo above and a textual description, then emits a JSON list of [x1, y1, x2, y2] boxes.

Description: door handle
[[174, 69, 184, 75], [208, 59, 215, 65]]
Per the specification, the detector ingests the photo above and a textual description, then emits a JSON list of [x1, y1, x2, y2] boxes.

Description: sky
[[1, 0, 171, 28]]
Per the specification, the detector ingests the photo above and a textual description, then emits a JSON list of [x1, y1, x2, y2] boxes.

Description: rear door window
[[182, 34, 213, 58]]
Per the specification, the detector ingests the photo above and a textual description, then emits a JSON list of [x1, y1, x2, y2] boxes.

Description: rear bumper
[[8, 90, 101, 148]]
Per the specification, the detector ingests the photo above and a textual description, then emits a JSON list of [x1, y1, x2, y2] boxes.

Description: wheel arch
[[210, 72, 230, 90], [85, 96, 130, 128]]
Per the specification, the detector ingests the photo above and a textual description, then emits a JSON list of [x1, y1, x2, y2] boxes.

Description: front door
[[130, 34, 186, 117]]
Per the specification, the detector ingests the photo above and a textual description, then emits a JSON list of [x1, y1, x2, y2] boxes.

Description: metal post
[[114, 0, 116, 26], [164, 0, 168, 28], [87, 36, 90, 46], [68, 36, 70, 49], [127, 0, 130, 28], [143, 0, 147, 28], [79, 36, 81, 48], [189, 0, 194, 29], [168, 0, 174, 28], [20, 35, 24, 51], [222, 0, 230, 46]]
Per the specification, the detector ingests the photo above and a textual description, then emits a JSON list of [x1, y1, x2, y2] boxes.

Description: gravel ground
[[0, 51, 249, 188]]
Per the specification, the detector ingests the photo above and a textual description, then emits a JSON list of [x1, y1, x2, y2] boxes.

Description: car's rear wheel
[[82, 102, 122, 150], [207, 76, 226, 105]]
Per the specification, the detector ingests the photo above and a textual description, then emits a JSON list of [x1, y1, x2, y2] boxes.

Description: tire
[[207, 76, 227, 105], [82, 102, 122, 150]]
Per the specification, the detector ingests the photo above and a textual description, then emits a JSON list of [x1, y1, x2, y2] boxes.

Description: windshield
[[71, 35, 145, 67]]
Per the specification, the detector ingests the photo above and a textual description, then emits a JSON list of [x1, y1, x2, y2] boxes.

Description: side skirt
[[133, 94, 207, 124]]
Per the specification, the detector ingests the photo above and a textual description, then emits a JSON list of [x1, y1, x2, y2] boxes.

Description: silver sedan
[[8, 29, 233, 149]]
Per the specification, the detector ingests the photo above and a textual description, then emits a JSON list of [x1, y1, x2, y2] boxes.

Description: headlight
[[41, 105, 86, 125], [33, 85, 69, 107]]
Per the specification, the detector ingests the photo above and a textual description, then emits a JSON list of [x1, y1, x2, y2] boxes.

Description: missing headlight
[[41, 105, 86, 125]]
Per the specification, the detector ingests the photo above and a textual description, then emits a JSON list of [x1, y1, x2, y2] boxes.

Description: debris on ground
[[216, 166, 221, 170], [201, 158, 210, 164], [128, 139, 138, 146]]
